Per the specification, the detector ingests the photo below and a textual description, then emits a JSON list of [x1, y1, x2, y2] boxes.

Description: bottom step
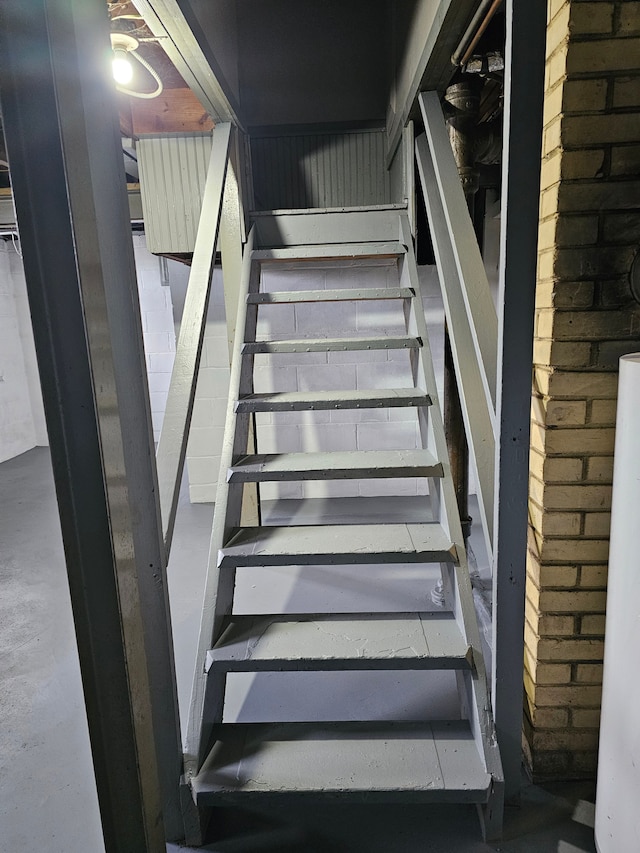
[[192, 721, 491, 805]]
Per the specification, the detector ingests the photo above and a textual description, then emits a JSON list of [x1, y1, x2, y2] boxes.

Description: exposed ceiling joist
[[131, 0, 243, 129]]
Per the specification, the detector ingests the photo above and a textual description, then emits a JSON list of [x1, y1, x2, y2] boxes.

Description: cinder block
[[253, 365, 297, 393], [196, 366, 231, 399], [302, 481, 360, 500], [148, 352, 176, 375], [299, 423, 357, 453], [358, 478, 419, 497], [356, 421, 419, 451], [256, 423, 301, 454], [356, 361, 413, 390], [188, 483, 216, 503], [296, 363, 356, 392], [145, 309, 175, 334], [294, 300, 357, 335], [255, 304, 296, 337], [270, 409, 331, 426], [186, 456, 221, 486], [261, 267, 325, 292], [150, 391, 168, 414], [144, 331, 173, 354], [147, 372, 171, 394], [329, 407, 389, 424], [356, 301, 406, 334], [187, 425, 225, 458]]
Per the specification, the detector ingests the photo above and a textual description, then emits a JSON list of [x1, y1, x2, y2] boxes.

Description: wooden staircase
[[184, 209, 503, 842]]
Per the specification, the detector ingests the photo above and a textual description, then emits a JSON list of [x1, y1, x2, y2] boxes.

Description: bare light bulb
[[112, 49, 133, 85]]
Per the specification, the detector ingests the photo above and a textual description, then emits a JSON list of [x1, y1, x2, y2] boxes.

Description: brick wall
[[526, 0, 640, 779]]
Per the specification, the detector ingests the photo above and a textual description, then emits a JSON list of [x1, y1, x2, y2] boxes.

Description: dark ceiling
[[183, 0, 397, 130]]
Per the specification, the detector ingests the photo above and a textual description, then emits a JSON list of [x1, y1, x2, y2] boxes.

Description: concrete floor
[[0, 447, 597, 852]]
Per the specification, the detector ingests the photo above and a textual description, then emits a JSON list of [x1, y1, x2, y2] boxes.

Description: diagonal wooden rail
[[155, 123, 231, 554]]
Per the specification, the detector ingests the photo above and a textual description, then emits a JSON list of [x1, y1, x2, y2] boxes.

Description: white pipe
[[595, 353, 640, 853]]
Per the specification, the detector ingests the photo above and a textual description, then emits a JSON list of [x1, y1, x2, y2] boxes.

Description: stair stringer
[[399, 214, 503, 839], [184, 225, 261, 774]]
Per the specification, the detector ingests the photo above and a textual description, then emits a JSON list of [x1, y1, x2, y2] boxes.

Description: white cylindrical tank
[[595, 353, 640, 853]]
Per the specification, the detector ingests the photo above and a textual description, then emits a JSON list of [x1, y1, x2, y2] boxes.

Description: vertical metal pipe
[[0, 0, 182, 847]]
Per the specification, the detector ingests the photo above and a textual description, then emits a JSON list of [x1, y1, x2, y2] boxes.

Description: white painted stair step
[[228, 449, 443, 482], [243, 335, 421, 354], [218, 523, 458, 567], [206, 611, 471, 672], [235, 388, 431, 413], [247, 287, 415, 304], [251, 240, 406, 262], [192, 721, 491, 804]]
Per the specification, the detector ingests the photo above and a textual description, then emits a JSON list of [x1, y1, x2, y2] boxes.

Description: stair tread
[[243, 335, 421, 354], [248, 287, 415, 304], [207, 611, 471, 672], [236, 388, 431, 412], [193, 721, 491, 803], [251, 240, 405, 262], [228, 449, 443, 482], [219, 523, 457, 567]]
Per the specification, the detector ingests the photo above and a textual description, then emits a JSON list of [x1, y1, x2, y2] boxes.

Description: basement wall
[[526, 0, 640, 780], [0, 235, 176, 461], [185, 258, 447, 503], [0, 240, 39, 461]]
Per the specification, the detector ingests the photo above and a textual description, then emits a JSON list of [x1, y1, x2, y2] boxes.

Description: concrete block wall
[[184, 267, 231, 503], [0, 241, 38, 462], [0, 234, 176, 464], [526, 0, 640, 780], [184, 258, 446, 503], [131, 235, 177, 442], [255, 257, 426, 502]]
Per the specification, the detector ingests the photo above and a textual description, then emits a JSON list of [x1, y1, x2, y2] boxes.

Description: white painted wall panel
[[251, 130, 391, 210], [138, 135, 213, 254]]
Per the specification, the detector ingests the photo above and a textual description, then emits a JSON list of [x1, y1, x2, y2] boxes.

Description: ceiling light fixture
[[110, 32, 163, 99]]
